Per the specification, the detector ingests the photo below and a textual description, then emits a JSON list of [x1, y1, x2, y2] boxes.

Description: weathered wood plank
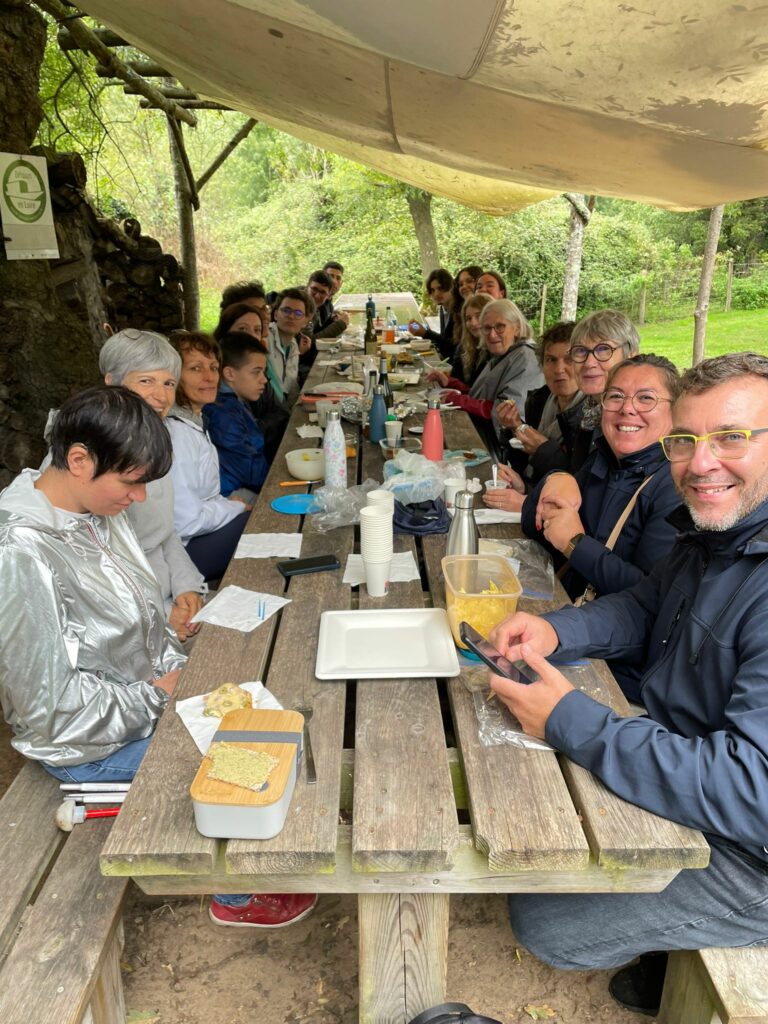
[[0, 820, 127, 1024], [422, 533, 589, 872], [0, 762, 65, 958], [358, 893, 449, 1024], [659, 950, 721, 1024], [353, 433, 459, 872], [698, 946, 768, 1023], [129, 824, 681, 896], [87, 929, 126, 1024]]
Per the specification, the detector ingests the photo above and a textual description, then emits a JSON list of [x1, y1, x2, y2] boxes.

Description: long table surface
[[101, 353, 709, 891]]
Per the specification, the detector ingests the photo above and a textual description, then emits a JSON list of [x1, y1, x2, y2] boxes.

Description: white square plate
[[315, 608, 460, 680]]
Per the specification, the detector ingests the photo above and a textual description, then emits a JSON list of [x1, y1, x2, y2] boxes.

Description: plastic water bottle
[[323, 409, 347, 489], [422, 397, 444, 461], [368, 385, 387, 443]]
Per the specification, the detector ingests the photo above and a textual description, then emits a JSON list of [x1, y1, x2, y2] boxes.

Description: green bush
[[729, 277, 768, 310]]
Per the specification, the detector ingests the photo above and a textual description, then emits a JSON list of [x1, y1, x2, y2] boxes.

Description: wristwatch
[[564, 533, 585, 558]]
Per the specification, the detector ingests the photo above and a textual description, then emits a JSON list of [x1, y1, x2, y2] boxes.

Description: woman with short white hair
[[439, 298, 543, 455], [99, 330, 206, 641]]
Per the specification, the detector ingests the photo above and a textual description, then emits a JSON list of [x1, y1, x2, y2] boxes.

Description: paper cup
[[443, 477, 466, 509], [384, 420, 403, 445], [367, 489, 395, 511], [363, 557, 391, 597]]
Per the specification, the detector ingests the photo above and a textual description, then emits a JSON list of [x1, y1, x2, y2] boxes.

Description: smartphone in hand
[[459, 622, 535, 684]]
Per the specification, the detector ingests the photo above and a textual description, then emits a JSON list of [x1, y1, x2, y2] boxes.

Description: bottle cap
[[327, 409, 340, 421], [454, 490, 474, 509], [427, 397, 441, 410], [373, 385, 385, 394]]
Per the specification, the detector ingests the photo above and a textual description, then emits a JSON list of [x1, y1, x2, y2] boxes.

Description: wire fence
[[531, 258, 768, 328]]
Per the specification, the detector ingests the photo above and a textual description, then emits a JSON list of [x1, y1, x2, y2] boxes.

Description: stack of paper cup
[[360, 502, 394, 596]]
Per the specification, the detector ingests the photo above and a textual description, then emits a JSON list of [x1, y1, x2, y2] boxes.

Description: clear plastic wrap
[[381, 451, 465, 505], [309, 479, 380, 531], [478, 537, 555, 601]]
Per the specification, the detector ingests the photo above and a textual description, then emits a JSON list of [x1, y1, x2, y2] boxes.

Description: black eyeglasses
[[569, 342, 625, 363]]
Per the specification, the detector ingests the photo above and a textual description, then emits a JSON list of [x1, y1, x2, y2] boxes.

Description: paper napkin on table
[[189, 585, 290, 632], [342, 550, 420, 586], [470, 509, 522, 525], [234, 533, 303, 559], [175, 681, 282, 755], [297, 424, 324, 439]]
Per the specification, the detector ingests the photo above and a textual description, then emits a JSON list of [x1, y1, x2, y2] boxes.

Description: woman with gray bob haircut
[[439, 298, 543, 456], [99, 330, 206, 642]]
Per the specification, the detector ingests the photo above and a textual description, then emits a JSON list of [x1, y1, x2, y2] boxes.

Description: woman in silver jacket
[[0, 386, 185, 779], [99, 329, 206, 641]]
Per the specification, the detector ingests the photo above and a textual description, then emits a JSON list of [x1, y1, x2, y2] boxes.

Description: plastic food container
[[442, 554, 522, 648], [285, 448, 325, 480], [190, 708, 304, 839]]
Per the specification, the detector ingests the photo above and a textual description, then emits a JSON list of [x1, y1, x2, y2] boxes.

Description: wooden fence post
[[539, 283, 548, 335], [638, 269, 648, 326], [725, 259, 734, 312]]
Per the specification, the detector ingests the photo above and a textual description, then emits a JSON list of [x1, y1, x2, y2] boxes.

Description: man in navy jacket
[[489, 352, 768, 1015]]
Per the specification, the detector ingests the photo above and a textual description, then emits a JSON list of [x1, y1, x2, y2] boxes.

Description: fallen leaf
[[523, 1004, 557, 1020]]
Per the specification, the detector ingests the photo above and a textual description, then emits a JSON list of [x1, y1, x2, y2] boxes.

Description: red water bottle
[[422, 397, 444, 461]]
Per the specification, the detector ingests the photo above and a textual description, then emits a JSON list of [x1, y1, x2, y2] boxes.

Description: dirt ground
[[0, 721, 652, 1024]]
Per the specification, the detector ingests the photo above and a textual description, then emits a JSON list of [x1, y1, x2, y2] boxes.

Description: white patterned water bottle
[[323, 409, 347, 489]]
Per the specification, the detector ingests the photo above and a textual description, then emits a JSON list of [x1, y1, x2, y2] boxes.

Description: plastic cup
[[443, 477, 466, 509], [367, 489, 395, 511], [384, 420, 403, 445], [484, 479, 509, 493], [363, 557, 391, 597]]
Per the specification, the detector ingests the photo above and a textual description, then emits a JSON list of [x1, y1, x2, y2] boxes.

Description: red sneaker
[[209, 893, 318, 929]]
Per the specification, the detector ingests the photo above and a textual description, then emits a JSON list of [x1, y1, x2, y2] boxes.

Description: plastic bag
[[310, 478, 380, 531], [381, 451, 465, 505], [478, 537, 555, 601]]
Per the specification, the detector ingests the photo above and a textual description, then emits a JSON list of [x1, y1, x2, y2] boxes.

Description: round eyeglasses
[[601, 389, 671, 413], [569, 343, 625, 363], [660, 428, 768, 462]]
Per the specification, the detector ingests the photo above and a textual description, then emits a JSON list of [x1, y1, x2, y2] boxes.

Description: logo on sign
[[2, 159, 47, 223]]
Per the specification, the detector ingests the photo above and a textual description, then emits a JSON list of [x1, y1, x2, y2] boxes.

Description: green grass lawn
[[639, 309, 768, 369]]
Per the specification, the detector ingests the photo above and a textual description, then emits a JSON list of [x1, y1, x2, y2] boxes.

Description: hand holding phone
[[459, 622, 534, 684]]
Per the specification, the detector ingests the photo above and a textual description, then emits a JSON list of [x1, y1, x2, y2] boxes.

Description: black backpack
[[408, 1003, 503, 1024]]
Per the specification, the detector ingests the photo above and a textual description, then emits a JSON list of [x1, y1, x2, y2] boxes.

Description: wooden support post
[[638, 269, 648, 326], [196, 118, 258, 192], [692, 204, 724, 366], [725, 258, 734, 312], [658, 951, 719, 1024], [166, 115, 199, 329], [539, 282, 548, 335], [358, 893, 449, 1024]]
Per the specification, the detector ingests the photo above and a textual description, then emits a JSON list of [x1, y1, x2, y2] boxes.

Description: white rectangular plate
[[315, 608, 460, 680]]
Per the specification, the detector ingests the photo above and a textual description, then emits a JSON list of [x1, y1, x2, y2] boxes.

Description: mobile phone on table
[[276, 554, 341, 578], [459, 622, 535, 684]]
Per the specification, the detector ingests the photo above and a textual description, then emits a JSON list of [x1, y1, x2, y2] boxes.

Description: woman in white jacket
[[166, 332, 250, 581]]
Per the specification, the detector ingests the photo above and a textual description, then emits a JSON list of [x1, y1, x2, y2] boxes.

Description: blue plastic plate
[[270, 494, 320, 515]]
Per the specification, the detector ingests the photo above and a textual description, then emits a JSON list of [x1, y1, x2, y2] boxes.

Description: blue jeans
[[42, 735, 248, 909], [41, 736, 152, 783], [508, 837, 768, 970]]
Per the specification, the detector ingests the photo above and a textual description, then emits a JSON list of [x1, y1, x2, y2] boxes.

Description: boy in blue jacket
[[488, 352, 768, 1015], [203, 332, 269, 499]]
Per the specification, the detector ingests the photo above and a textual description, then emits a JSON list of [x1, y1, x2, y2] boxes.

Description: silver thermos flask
[[446, 490, 479, 556]]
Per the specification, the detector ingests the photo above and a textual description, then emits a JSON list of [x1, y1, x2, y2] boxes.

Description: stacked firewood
[[38, 146, 185, 336]]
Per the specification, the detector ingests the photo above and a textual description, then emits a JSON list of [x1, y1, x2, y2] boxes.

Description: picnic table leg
[[85, 921, 126, 1024], [358, 893, 450, 1024], [657, 950, 719, 1024]]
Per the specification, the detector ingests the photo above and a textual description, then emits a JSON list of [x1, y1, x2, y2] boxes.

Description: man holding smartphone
[[487, 352, 768, 1016]]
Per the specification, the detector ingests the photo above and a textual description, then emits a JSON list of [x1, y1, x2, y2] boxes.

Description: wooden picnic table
[[100, 354, 710, 1024]]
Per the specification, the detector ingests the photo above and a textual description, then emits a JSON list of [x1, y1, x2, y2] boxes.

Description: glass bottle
[[378, 356, 393, 409], [364, 311, 376, 357], [365, 294, 376, 319]]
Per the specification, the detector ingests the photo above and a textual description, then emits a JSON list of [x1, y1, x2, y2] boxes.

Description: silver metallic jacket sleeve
[[0, 547, 169, 763]]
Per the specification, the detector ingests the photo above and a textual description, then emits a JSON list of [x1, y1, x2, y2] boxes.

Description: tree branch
[[563, 192, 592, 223]]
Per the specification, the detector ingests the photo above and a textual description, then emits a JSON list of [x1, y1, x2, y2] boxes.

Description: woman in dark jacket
[[521, 355, 682, 699]]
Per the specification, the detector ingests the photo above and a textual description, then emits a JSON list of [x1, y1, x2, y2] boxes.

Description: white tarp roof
[[78, 0, 768, 214]]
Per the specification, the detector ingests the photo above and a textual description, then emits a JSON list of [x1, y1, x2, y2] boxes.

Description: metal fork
[[293, 704, 317, 784]]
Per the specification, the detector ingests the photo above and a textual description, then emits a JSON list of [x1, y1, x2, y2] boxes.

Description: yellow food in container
[[442, 554, 522, 648]]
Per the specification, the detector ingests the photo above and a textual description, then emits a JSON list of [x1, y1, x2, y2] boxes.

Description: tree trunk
[[692, 204, 725, 365], [561, 193, 593, 321], [405, 188, 440, 281], [0, 0, 101, 488], [166, 114, 199, 329]]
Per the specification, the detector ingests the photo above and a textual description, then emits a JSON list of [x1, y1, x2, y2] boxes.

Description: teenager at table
[[409, 268, 456, 359], [426, 292, 491, 388], [265, 287, 315, 404]]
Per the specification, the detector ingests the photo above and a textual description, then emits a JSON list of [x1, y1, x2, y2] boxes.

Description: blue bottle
[[368, 385, 387, 443], [365, 294, 376, 319]]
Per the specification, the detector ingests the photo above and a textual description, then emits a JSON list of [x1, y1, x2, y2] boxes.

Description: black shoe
[[608, 951, 668, 1016]]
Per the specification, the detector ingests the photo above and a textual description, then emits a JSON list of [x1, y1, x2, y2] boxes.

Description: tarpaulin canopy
[[78, 0, 768, 214]]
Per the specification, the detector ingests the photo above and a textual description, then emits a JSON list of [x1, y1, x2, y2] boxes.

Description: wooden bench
[[659, 947, 768, 1024], [0, 760, 129, 1024]]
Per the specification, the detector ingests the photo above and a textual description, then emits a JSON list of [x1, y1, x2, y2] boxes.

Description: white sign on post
[[0, 153, 59, 260]]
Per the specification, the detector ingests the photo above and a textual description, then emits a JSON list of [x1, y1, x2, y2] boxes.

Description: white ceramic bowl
[[285, 448, 325, 481]]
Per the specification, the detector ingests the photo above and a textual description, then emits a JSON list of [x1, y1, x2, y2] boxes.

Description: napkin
[[297, 424, 324, 439], [189, 585, 290, 632], [342, 550, 420, 585], [175, 681, 282, 755], [470, 509, 522, 524], [234, 533, 302, 559]]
